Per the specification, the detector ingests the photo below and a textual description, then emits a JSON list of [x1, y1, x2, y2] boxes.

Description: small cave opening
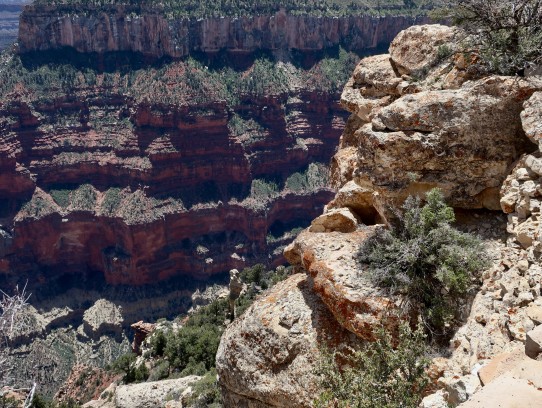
[[349, 205, 382, 226]]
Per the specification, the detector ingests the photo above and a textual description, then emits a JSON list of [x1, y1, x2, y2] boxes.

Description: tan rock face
[[337, 25, 541, 223], [389, 24, 457, 77], [309, 207, 361, 233], [82, 376, 200, 408], [521, 91, 542, 148], [216, 273, 360, 408], [284, 229, 399, 341]]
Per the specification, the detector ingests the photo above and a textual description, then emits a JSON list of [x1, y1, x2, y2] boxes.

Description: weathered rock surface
[[115, 377, 200, 408], [521, 91, 542, 149], [216, 273, 360, 408], [82, 299, 124, 339], [131, 321, 155, 355], [19, 5, 427, 59], [309, 207, 361, 233], [217, 23, 542, 408], [389, 24, 457, 76], [82, 376, 200, 408], [284, 229, 399, 341], [338, 24, 540, 223]]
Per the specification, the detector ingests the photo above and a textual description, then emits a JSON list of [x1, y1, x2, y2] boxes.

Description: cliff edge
[[216, 24, 542, 407]]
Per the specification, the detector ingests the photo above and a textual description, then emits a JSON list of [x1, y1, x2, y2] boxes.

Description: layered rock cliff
[[0, 3, 434, 289], [216, 24, 542, 407], [18, 5, 426, 60], [0, 80, 344, 285]]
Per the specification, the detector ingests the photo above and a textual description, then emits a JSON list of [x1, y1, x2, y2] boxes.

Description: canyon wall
[[0, 3, 430, 287], [0, 87, 344, 285], [18, 5, 427, 59]]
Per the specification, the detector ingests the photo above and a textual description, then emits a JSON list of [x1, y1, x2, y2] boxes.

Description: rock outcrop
[[216, 273, 360, 408], [217, 24, 542, 407], [336, 23, 539, 223], [18, 5, 426, 60], [82, 376, 200, 408]]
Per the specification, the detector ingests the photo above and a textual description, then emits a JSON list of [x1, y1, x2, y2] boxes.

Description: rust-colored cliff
[[0, 85, 344, 285]]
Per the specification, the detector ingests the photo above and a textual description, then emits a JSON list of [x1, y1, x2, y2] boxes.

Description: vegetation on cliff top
[[0, 48, 357, 104], [360, 189, 488, 339], [316, 321, 429, 408], [436, 0, 542, 74], [31, 0, 439, 18]]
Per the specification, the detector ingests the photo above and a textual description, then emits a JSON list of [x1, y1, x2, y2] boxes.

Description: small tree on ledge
[[359, 188, 488, 341], [437, 0, 542, 75]]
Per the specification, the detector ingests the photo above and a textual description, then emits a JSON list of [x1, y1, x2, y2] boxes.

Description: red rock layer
[[0, 89, 344, 285]]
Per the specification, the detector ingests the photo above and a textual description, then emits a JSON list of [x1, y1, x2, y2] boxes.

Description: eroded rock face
[[337, 24, 541, 223], [18, 5, 427, 59], [82, 299, 124, 340], [389, 24, 458, 77], [216, 273, 360, 408], [0, 87, 343, 285], [284, 229, 399, 341]]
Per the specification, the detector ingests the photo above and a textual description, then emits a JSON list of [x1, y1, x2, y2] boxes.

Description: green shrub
[[359, 188, 488, 338], [49, 189, 71, 208], [148, 361, 170, 381], [315, 321, 429, 408], [108, 352, 148, 384], [239, 264, 265, 285], [162, 299, 228, 375], [185, 368, 222, 408], [101, 188, 122, 215], [70, 184, 97, 211], [437, 0, 542, 75], [249, 179, 279, 201], [149, 330, 167, 357]]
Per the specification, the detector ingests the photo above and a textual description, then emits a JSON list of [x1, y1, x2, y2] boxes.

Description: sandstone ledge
[[284, 229, 399, 341]]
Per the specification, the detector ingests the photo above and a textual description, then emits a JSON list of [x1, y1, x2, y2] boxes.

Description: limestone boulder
[[352, 54, 402, 95], [86, 377, 200, 408], [325, 180, 382, 225], [216, 273, 360, 408], [521, 91, 542, 148], [345, 76, 541, 222], [284, 228, 399, 341], [389, 24, 457, 77], [309, 207, 361, 233]]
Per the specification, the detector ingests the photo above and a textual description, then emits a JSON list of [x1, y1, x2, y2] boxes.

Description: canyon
[[0, 5, 427, 289], [0, 3, 431, 398]]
